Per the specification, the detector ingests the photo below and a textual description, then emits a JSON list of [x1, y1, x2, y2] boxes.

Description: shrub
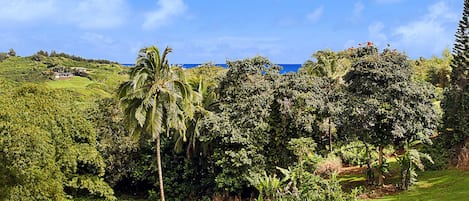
[[315, 154, 343, 177]]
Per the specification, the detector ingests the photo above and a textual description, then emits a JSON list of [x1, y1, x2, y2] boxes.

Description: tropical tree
[[118, 46, 193, 201], [412, 49, 452, 89], [396, 139, 433, 190], [299, 49, 350, 153], [300, 49, 350, 79], [340, 46, 438, 186], [201, 56, 279, 193], [442, 0, 469, 148], [172, 63, 224, 157]]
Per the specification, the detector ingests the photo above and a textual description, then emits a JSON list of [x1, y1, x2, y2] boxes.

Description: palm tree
[[301, 49, 349, 80], [118, 46, 193, 201], [301, 49, 350, 153]]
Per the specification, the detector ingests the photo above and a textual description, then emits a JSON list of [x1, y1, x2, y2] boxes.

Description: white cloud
[[351, 1, 364, 22], [142, 0, 187, 29], [392, 1, 458, 56], [0, 0, 57, 22], [69, 0, 128, 29], [307, 6, 324, 22], [368, 21, 388, 46]]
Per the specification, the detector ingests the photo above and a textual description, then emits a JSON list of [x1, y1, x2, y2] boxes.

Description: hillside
[[0, 54, 128, 106]]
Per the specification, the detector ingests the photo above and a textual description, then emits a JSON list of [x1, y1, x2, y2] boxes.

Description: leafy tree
[[201, 56, 279, 193], [299, 49, 350, 152], [340, 47, 438, 186], [412, 49, 452, 89], [87, 98, 141, 187], [270, 73, 339, 160], [442, 0, 469, 149], [118, 46, 193, 201], [0, 85, 114, 200]]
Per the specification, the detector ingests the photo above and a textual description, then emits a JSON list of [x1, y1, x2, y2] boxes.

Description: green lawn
[[377, 169, 469, 201], [46, 76, 92, 89]]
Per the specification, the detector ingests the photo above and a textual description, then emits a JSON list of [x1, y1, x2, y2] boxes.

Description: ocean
[[122, 64, 302, 74]]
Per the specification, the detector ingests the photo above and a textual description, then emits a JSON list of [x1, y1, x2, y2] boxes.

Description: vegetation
[[0, 85, 114, 200], [442, 0, 469, 151], [118, 46, 194, 201], [378, 169, 469, 201], [2, 1, 469, 199]]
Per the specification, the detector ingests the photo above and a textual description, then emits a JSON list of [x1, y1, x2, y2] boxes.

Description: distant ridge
[[121, 63, 301, 74]]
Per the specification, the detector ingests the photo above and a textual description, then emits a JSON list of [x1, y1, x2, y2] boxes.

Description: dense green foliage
[[202, 57, 279, 193], [0, 39, 455, 201], [339, 46, 438, 186], [0, 85, 114, 200], [442, 0, 469, 151]]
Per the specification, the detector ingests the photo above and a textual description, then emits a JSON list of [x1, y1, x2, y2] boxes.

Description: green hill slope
[[0, 55, 127, 105]]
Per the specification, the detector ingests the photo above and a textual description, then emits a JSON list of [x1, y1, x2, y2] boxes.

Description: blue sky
[[0, 0, 462, 64]]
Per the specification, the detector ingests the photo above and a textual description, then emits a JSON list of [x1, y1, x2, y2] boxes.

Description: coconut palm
[[118, 46, 193, 201], [301, 49, 350, 80], [301, 49, 351, 153]]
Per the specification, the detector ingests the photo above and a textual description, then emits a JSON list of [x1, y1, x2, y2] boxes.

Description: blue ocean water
[[121, 64, 302, 74]]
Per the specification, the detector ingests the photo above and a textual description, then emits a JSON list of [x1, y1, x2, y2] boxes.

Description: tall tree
[[340, 46, 438, 186], [442, 0, 469, 148], [118, 46, 193, 201], [300, 49, 350, 152], [201, 56, 279, 193]]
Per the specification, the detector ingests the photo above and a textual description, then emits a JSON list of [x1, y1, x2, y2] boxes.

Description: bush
[[315, 154, 343, 177], [336, 141, 377, 167]]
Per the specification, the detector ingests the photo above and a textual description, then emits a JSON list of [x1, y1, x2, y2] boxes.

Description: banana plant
[[396, 139, 434, 190]]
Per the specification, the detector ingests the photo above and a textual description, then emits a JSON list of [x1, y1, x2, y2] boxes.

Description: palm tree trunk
[[378, 145, 384, 186], [156, 134, 165, 201]]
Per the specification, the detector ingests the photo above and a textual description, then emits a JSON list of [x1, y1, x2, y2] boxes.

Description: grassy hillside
[[0, 55, 127, 105]]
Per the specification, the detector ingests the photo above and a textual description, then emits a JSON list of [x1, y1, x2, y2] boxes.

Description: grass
[[338, 158, 469, 201], [46, 76, 92, 89], [376, 169, 469, 201]]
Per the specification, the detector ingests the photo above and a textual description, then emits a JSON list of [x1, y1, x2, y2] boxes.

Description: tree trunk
[[156, 134, 165, 201], [378, 145, 384, 186], [328, 117, 333, 153], [364, 143, 373, 185]]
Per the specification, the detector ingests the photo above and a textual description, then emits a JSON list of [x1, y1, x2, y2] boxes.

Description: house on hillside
[[50, 66, 74, 80], [72, 67, 89, 77], [48, 66, 89, 80]]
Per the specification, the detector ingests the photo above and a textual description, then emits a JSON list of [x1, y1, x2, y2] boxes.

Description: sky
[[0, 0, 463, 64]]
